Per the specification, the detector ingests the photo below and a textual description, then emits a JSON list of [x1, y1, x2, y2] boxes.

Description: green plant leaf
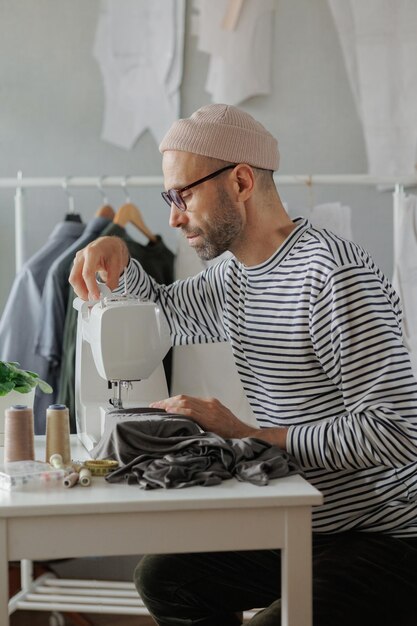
[[0, 361, 53, 396], [14, 383, 34, 394], [36, 379, 53, 394], [0, 381, 15, 396]]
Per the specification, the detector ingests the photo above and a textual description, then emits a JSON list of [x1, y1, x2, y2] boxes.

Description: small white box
[[0, 460, 65, 491]]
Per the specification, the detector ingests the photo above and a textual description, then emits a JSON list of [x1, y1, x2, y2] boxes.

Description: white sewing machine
[[73, 288, 171, 450]]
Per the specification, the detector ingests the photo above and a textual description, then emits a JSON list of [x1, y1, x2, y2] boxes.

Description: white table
[[0, 438, 322, 626]]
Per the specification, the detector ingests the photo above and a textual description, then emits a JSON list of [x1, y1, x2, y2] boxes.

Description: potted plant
[[0, 361, 53, 445]]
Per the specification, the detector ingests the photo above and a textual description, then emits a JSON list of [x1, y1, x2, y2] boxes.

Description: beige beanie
[[159, 104, 279, 171]]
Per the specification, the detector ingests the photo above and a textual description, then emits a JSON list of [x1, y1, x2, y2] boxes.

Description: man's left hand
[[150, 395, 257, 440]]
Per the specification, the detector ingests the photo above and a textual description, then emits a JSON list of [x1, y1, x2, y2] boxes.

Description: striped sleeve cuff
[[114, 258, 140, 294], [286, 423, 329, 470], [286, 424, 304, 466]]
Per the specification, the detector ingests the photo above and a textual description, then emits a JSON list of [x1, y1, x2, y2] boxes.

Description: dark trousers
[[134, 531, 417, 626]]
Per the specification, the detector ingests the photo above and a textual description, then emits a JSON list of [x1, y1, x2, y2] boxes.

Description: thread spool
[[49, 453, 64, 469], [63, 472, 79, 488], [79, 467, 92, 487], [4, 405, 35, 463], [45, 404, 71, 465]]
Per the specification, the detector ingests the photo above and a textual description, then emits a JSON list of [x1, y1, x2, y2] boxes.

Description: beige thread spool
[[79, 467, 92, 487], [49, 453, 64, 468], [45, 404, 71, 465], [4, 405, 35, 463], [63, 472, 79, 488]]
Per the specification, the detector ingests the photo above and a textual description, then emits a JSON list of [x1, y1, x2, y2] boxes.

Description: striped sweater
[[122, 218, 417, 536]]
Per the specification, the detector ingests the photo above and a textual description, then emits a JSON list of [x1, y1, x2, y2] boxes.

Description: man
[[70, 104, 417, 626]]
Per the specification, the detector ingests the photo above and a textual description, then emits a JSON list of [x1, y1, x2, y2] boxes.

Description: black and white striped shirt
[[124, 218, 417, 536]]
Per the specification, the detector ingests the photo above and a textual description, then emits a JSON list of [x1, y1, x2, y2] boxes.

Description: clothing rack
[[0, 172, 416, 273]]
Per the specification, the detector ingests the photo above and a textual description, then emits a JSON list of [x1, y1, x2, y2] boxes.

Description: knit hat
[[159, 104, 279, 171]]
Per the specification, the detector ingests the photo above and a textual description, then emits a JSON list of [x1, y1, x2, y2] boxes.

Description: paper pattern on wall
[[328, 0, 417, 176], [310, 202, 353, 241], [192, 0, 275, 105], [93, 0, 185, 150]]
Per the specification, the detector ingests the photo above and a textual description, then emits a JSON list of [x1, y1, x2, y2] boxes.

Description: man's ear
[[233, 164, 255, 201]]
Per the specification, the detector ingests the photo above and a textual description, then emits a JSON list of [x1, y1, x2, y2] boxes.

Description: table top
[[0, 436, 322, 518]]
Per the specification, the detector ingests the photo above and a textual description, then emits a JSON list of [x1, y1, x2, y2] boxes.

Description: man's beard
[[183, 187, 244, 261]]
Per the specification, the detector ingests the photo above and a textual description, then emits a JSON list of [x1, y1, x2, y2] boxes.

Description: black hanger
[[62, 179, 83, 223], [65, 212, 83, 223]]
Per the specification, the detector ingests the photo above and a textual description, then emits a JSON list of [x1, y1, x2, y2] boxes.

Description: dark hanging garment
[[34, 216, 112, 432]]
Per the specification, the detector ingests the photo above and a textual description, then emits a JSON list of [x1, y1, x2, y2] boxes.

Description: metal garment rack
[[1, 171, 416, 624], [0, 172, 416, 272]]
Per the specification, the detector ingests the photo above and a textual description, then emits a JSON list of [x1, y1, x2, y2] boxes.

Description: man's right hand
[[69, 236, 130, 301]]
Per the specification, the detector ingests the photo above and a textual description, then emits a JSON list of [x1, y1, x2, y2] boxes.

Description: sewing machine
[[73, 287, 171, 450]]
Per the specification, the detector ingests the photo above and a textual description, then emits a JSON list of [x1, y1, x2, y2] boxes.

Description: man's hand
[[151, 395, 256, 439], [151, 395, 289, 449], [69, 236, 130, 300]]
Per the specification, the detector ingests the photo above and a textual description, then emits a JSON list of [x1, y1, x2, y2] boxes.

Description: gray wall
[[0, 0, 395, 317]]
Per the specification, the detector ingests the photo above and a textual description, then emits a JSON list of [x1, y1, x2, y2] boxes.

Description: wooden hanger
[[96, 204, 115, 220], [114, 202, 157, 243], [95, 178, 115, 220]]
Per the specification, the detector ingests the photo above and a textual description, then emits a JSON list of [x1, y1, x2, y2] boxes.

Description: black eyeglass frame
[[161, 164, 236, 212]]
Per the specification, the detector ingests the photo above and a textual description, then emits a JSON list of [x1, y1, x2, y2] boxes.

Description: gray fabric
[[35, 216, 111, 368], [0, 220, 85, 433], [34, 216, 111, 426], [91, 409, 301, 489]]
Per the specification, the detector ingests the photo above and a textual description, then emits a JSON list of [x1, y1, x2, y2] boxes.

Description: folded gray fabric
[[91, 410, 301, 489]]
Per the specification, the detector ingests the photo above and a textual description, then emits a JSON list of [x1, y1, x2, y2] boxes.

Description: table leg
[[281, 507, 313, 626], [0, 519, 9, 626]]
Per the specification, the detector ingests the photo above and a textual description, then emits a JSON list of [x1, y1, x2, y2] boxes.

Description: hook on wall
[[121, 177, 131, 204], [16, 170, 23, 188], [97, 176, 110, 205], [62, 177, 82, 223], [15, 170, 23, 199], [305, 175, 315, 210], [62, 177, 75, 214]]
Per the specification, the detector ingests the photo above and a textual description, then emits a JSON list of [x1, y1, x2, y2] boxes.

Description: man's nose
[[169, 204, 188, 228]]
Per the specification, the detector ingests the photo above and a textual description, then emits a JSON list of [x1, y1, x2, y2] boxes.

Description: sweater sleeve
[[287, 264, 417, 470], [118, 257, 229, 345]]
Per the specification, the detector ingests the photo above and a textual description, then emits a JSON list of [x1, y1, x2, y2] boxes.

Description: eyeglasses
[[161, 164, 236, 212]]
